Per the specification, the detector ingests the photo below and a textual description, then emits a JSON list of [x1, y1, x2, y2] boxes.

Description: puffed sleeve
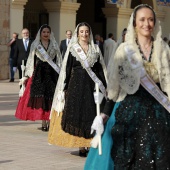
[[64, 52, 73, 90]]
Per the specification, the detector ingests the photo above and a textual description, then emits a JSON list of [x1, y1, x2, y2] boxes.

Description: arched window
[[131, 0, 153, 9]]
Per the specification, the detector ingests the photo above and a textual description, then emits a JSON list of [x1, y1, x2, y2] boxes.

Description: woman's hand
[[18, 77, 28, 86], [91, 115, 104, 135], [101, 113, 109, 124]]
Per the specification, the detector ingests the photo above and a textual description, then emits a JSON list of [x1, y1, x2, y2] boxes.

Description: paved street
[[0, 79, 85, 170]]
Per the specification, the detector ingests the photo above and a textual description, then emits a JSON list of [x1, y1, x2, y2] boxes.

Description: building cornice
[[102, 6, 133, 18], [102, 5, 166, 20], [11, 0, 28, 9], [43, 1, 80, 14]]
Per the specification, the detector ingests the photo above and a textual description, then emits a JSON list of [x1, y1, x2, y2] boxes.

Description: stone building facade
[[1, 0, 170, 80], [0, 0, 10, 80]]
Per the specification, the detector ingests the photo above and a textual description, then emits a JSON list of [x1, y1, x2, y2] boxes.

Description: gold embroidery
[[143, 61, 159, 83], [48, 111, 92, 147]]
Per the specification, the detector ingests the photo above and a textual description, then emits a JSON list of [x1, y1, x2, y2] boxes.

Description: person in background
[[7, 32, 19, 82], [15, 25, 62, 132], [103, 33, 116, 67], [163, 37, 168, 44], [100, 36, 104, 43], [85, 4, 170, 169], [94, 34, 104, 55], [106, 28, 127, 71], [13, 28, 33, 79], [60, 30, 72, 59], [48, 22, 107, 157]]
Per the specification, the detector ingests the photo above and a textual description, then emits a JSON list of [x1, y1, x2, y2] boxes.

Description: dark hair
[[13, 32, 19, 38], [122, 28, 127, 36], [40, 24, 51, 34], [163, 37, 168, 42], [123, 28, 127, 33], [108, 33, 113, 38], [77, 22, 91, 37], [133, 4, 156, 27]]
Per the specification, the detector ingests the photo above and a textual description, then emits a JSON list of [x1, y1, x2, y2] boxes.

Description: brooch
[[131, 58, 137, 65], [77, 48, 81, 52]]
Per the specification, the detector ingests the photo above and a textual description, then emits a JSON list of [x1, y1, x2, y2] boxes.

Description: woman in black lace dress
[[48, 22, 107, 156], [85, 4, 170, 169]]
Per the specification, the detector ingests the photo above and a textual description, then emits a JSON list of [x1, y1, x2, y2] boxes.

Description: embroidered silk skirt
[[85, 85, 170, 170], [48, 110, 92, 147]]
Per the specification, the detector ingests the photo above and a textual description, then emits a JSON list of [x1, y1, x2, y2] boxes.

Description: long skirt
[[84, 103, 119, 170], [15, 77, 50, 121], [48, 110, 92, 147], [85, 85, 170, 169]]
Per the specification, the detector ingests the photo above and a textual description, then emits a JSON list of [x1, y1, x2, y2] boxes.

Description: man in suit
[[13, 28, 33, 79], [60, 30, 72, 59], [94, 34, 104, 56]]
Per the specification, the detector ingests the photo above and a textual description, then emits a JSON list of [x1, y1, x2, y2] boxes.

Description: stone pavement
[[0, 79, 86, 170]]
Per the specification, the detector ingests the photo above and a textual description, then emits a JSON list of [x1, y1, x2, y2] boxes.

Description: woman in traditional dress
[[48, 22, 107, 157], [85, 4, 170, 169], [15, 24, 62, 131]]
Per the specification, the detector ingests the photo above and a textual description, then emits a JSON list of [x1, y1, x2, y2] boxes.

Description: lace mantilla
[[25, 25, 62, 78], [51, 23, 107, 115], [107, 6, 170, 102], [35, 43, 56, 61], [70, 44, 99, 68], [107, 42, 142, 102], [25, 41, 62, 77]]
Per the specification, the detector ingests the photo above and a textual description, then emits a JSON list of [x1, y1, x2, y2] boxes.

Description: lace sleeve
[[64, 53, 73, 90], [107, 46, 121, 101], [55, 48, 62, 68]]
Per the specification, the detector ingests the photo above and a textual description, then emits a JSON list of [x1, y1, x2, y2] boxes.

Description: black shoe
[[42, 127, 48, 132], [79, 149, 87, 157], [47, 125, 49, 131], [9, 79, 14, 82], [86, 148, 89, 155]]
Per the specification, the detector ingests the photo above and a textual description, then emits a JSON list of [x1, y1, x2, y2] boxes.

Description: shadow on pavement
[[0, 160, 14, 164], [0, 93, 19, 110], [0, 93, 18, 96], [0, 115, 41, 126]]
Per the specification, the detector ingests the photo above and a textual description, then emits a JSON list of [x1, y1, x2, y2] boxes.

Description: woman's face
[[78, 26, 90, 42], [40, 28, 51, 41], [135, 7, 154, 38]]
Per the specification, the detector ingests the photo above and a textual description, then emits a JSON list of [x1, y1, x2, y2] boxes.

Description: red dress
[[15, 60, 58, 121], [15, 77, 50, 121]]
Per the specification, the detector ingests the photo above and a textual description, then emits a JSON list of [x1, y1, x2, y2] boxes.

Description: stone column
[[43, 0, 80, 43], [0, 0, 10, 79], [102, 3, 166, 41], [9, 0, 28, 79], [10, 0, 28, 38], [102, 4, 132, 40]]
